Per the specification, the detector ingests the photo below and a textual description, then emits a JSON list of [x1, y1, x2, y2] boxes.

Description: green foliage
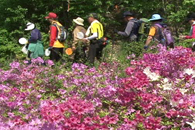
[[176, 39, 195, 48], [0, 0, 194, 63], [120, 40, 145, 58]]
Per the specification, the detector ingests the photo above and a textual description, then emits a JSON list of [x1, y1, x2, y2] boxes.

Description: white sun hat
[[21, 45, 28, 54], [19, 37, 28, 44], [25, 22, 35, 31], [45, 48, 51, 56], [77, 32, 84, 39], [73, 17, 84, 26]]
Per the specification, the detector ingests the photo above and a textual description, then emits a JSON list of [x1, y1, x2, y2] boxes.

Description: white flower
[[143, 67, 160, 81], [184, 68, 195, 78], [163, 78, 169, 83], [170, 100, 178, 107], [184, 68, 194, 75], [158, 78, 173, 90], [162, 83, 172, 90], [143, 67, 150, 75], [180, 88, 188, 94], [187, 121, 195, 129]]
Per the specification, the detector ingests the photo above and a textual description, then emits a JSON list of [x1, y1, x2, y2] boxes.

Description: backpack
[[127, 19, 142, 41], [53, 22, 67, 43], [138, 18, 150, 35], [133, 18, 150, 41], [155, 24, 175, 48]]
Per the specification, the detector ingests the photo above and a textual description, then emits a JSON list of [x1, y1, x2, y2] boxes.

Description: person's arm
[[145, 26, 156, 47], [85, 33, 98, 40], [185, 25, 195, 39], [72, 28, 79, 48], [118, 21, 134, 37], [145, 36, 153, 46], [49, 25, 57, 47]]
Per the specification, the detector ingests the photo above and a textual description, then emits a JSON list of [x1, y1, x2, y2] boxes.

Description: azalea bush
[[1, 46, 195, 129], [0, 58, 122, 129], [117, 45, 195, 129]]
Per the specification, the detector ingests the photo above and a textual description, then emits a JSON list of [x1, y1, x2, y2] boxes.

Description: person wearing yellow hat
[[72, 17, 87, 63]]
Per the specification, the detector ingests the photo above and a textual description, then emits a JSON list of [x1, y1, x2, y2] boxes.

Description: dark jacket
[[118, 19, 139, 42], [28, 28, 42, 43]]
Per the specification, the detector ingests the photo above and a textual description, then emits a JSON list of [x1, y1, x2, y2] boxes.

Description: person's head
[[186, 13, 195, 25], [149, 14, 163, 24], [73, 17, 84, 26], [88, 13, 98, 23], [123, 11, 135, 22], [189, 19, 195, 25], [25, 22, 35, 31], [45, 12, 58, 23]]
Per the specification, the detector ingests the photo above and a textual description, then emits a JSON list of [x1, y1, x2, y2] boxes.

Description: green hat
[[88, 13, 98, 19]]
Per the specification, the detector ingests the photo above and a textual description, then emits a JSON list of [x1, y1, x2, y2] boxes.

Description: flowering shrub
[[0, 58, 121, 129], [1, 46, 195, 129], [118, 46, 195, 129]]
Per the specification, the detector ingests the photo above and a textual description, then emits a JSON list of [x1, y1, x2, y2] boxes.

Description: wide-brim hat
[[19, 37, 28, 44], [21, 45, 28, 54], [25, 22, 35, 31], [45, 48, 51, 56], [73, 17, 84, 26], [149, 14, 163, 21]]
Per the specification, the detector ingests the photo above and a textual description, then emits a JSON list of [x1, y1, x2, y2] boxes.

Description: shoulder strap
[[51, 23, 60, 40], [154, 24, 165, 39]]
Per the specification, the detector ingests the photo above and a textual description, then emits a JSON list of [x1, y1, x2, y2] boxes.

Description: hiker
[[72, 17, 87, 63], [180, 13, 195, 39], [45, 12, 65, 62], [144, 14, 166, 50], [180, 13, 195, 51], [83, 13, 104, 65], [116, 11, 140, 42], [25, 22, 44, 63]]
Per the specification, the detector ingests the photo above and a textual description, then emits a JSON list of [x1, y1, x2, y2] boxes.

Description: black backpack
[[131, 19, 142, 37]]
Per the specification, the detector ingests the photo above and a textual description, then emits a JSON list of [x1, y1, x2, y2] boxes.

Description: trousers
[[88, 40, 104, 64], [50, 48, 63, 62]]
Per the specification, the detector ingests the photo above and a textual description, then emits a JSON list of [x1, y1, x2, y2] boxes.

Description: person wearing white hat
[[72, 17, 87, 63], [25, 22, 42, 43], [144, 14, 165, 49], [25, 22, 44, 62], [72, 17, 86, 49]]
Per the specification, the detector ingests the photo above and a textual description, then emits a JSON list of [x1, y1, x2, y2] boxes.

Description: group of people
[[117, 11, 195, 50], [116, 11, 174, 49], [24, 12, 105, 65], [24, 11, 195, 65]]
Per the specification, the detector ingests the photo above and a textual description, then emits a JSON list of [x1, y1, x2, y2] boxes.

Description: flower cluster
[[1, 46, 195, 129]]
